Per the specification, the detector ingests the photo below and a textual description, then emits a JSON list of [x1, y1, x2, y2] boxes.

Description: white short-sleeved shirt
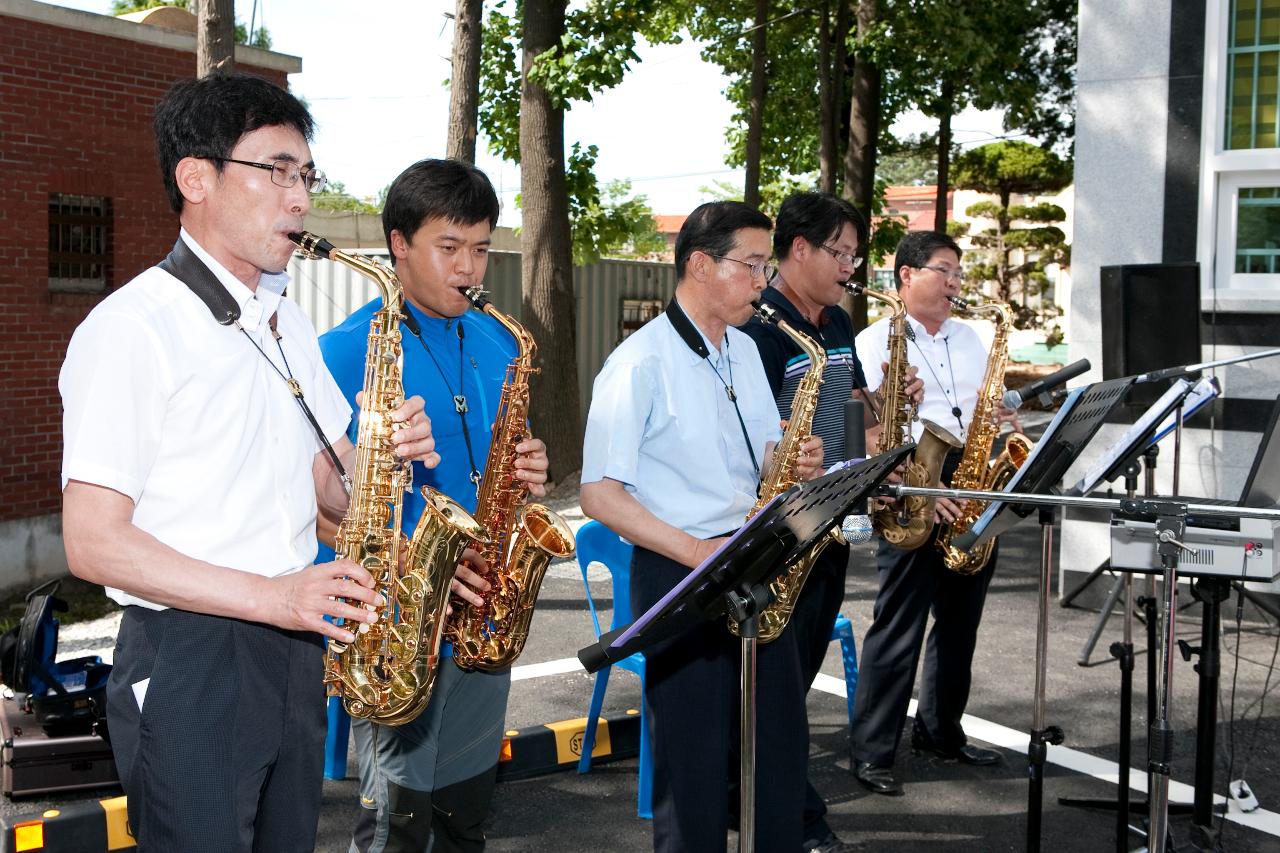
[[854, 313, 989, 443], [581, 305, 783, 540], [60, 229, 351, 610]]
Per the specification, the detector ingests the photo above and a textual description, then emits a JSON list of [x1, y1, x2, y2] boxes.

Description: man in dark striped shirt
[[740, 191, 917, 853]]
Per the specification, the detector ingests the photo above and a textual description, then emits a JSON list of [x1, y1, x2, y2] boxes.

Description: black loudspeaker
[[1100, 263, 1201, 406]]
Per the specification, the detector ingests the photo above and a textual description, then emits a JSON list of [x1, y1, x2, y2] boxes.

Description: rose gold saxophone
[[446, 288, 576, 671]]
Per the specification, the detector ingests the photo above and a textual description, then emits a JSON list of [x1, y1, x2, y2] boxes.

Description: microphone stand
[[878, 483, 1280, 853]]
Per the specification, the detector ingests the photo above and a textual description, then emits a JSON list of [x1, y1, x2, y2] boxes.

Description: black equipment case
[[0, 692, 117, 797], [0, 580, 117, 797]]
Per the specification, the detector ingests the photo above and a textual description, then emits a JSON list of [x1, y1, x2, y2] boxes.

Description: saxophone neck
[[469, 290, 536, 364], [291, 230, 402, 312]]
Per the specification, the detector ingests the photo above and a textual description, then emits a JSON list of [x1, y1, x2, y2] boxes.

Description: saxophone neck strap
[[665, 298, 760, 476], [158, 238, 350, 493]]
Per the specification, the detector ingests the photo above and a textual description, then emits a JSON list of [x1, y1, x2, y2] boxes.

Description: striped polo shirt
[[740, 285, 868, 469]]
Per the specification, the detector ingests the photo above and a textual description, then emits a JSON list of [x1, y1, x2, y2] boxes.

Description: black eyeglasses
[[210, 158, 329, 194], [818, 244, 865, 270], [707, 253, 778, 281]]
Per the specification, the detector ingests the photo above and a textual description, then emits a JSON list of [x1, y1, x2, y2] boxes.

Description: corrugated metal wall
[[288, 250, 677, 420]]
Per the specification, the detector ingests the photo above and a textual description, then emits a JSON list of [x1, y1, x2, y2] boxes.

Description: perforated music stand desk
[[577, 445, 912, 673], [1068, 378, 1203, 497]]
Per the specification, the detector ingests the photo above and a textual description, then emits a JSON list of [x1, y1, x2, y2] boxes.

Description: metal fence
[[287, 250, 677, 421]]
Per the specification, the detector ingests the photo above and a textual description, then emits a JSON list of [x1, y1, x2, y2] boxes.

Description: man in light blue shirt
[[582, 201, 825, 853]]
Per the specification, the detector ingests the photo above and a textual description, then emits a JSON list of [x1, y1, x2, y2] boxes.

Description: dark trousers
[[632, 546, 808, 853], [783, 543, 849, 843], [107, 607, 326, 853], [850, 532, 997, 767]]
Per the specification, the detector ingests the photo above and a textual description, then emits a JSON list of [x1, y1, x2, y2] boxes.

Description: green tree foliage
[[952, 141, 1072, 334], [477, 0, 681, 263], [110, 1, 270, 47], [876, 135, 939, 186], [877, 0, 1075, 226], [567, 169, 666, 264]]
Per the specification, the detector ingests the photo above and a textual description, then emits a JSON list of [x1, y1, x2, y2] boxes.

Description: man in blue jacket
[[319, 159, 549, 853]]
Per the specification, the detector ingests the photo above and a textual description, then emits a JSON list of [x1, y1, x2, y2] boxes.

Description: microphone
[[841, 398, 874, 543], [1002, 358, 1091, 409]]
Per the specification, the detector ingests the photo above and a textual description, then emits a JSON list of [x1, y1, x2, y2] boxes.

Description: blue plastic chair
[[575, 520, 653, 820], [829, 614, 859, 727]]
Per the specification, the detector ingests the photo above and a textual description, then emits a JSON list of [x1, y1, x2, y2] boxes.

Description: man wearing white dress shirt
[[849, 230, 1020, 796], [581, 201, 825, 852], [58, 74, 437, 851]]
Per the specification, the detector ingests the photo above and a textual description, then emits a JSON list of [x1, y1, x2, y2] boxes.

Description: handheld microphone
[[841, 399, 874, 543], [1002, 358, 1091, 409]]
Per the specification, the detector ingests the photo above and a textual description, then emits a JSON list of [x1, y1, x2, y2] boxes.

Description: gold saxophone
[[848, 284, 962, 550], [446, 288, 576, 671], [936, 297, 1032, 574], [727, 300, 831, 643], [291, 231, 487, 726]]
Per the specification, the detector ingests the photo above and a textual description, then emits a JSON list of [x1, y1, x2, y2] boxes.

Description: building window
[[1226, 0, 1280, 149], [1236, 186, 1280, 273], [619, 298, 663, 339], [48, 193, 112, 293]]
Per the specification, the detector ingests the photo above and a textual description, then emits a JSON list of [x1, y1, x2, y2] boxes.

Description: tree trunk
[[446, 0, 483, 163], [743, 0, 769, 208], [933, 78, 954, 233], [829, 0, 851, 188], [520, 0, 581, 479], [841, 0, 879, 333], [196, 0, 235, 77], [817, 0, 835, 193]]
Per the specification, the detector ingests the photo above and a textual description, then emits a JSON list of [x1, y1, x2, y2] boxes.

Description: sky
[[49, 0, 1008, 226]]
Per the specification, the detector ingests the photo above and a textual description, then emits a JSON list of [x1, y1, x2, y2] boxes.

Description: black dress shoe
[[803, 830, 854, 852], [853, 761, 904, 796], [911, 730, 1001, 766]]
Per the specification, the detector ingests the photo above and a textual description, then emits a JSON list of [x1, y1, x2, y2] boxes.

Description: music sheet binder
[[1069, 377, 1208, 496], [576, 446, 911, 674], [952, 376, 1136, 552]]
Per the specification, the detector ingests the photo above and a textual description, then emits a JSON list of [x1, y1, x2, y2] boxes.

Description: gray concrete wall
[[0, 514, 68, 598], [1063, 0, 1173, 587]]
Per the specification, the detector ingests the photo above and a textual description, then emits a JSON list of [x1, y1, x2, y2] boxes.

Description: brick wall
[[0, 13, 290, 521]]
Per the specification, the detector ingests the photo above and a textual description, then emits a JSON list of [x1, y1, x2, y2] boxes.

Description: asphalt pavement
[[8, 478, 1280, 852]]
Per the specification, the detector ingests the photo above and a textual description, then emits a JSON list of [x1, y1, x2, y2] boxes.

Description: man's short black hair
[[154, 72, 314, 214], [382, 159, 500, 254], [773, 192, 868, 260], [892, 230, 963, 288], [674, 201, 772, 279]]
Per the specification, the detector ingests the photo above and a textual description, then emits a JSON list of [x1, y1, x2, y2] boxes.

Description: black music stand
[[952, 376, 1135, 853], [1056, 378, 1206, 851], [578, 447, 911, 853]]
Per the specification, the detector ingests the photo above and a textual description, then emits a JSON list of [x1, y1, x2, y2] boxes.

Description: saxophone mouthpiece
[[947, 295, 971, 312], [464, 286, 491, 310], [289, 231, 335, 260], [752, 300, 779, 324], [840, 280, 865, 295]]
